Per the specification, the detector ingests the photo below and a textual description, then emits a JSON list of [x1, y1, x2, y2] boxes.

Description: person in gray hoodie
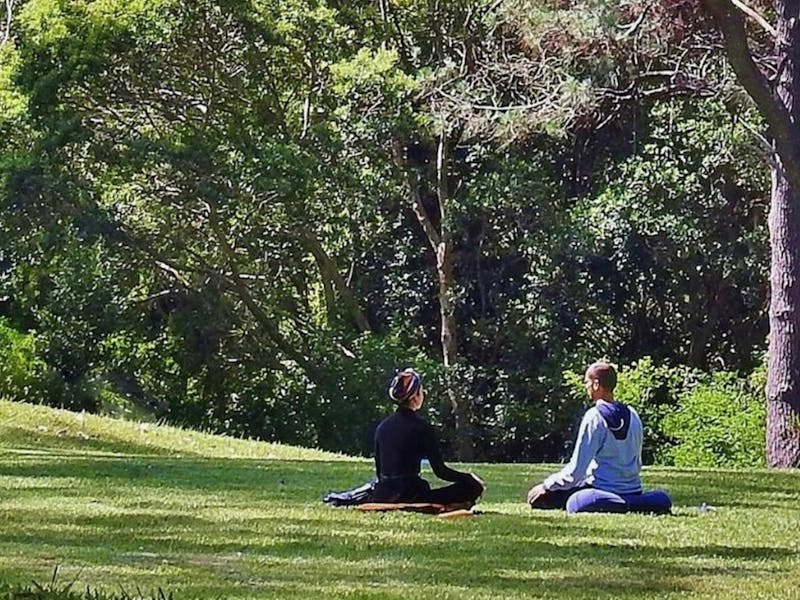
[[526, 361, 672, 514]]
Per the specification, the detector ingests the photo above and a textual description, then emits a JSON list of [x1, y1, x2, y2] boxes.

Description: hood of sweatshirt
[[595, 400, 631, 440]]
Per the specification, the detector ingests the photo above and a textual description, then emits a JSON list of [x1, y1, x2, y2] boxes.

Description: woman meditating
[[372, 368, 484, 506], [526, 361, 672, 515]]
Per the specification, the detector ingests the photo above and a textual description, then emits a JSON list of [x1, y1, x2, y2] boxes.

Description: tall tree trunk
[[705, 0, 800, 467], [767, 0, 800, 467], [434, 131, 473, 461], [767, 159, 800, 466]]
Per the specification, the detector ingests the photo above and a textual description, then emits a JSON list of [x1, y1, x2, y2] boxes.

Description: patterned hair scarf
[[389, 368, 421, 404]]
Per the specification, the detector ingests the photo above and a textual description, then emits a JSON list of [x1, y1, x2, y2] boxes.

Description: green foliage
[[0, 0, 773, 463], [612, 358, 699, 464], [0, 45, 27, 126], [563, 99, 768, 371], [664, 367, 766, 468], [331, 47, 415, 98], [0, 319, 51, 402], [271, 331, 444, 456]]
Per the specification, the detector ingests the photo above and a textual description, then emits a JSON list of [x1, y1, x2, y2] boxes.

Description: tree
[[0, 0, 781, 462], [703, 0, 800, 467]]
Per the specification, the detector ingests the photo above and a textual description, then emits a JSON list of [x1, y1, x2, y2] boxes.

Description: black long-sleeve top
[[374, 407, 469, 482]]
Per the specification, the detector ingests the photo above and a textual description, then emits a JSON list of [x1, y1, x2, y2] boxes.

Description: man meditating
[[372, 368, 484, 506], [526, 361, 672, 515]]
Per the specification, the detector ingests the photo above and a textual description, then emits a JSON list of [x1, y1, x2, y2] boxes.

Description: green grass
[[0, 400, 798, 599]]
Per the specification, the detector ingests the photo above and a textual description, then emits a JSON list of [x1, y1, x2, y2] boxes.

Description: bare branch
[[617, 4, 652, 40], [737, 114, 780, 170], [155, 260, 192, 288], [2, 0, 15, 45], [392, 141, 442, 252], [730, 0, 777, 38], [703, 0, 800, 194]]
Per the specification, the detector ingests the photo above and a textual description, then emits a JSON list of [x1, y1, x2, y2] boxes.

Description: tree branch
[[301, 227, 371, 333], [703, 0, 800, 194], [1, 0, 14, 45], [616, 3, 651, 40], [392, 141, 442, 253], [205, 202, 321, 377], [730, 0, 777, 38]]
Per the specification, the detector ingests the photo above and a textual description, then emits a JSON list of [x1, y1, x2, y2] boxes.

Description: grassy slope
[[0, 400, 798, 599]]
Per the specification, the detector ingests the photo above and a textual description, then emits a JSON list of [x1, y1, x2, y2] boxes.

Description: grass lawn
[[0, 400, 798, 599]]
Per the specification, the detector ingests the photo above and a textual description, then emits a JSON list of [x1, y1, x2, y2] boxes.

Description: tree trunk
[[705, 0, 800, 467], [435, 131, 473, 461], [437, 231, 472, 460], [767, 1, 800, 466], [767, 162, 800, 467]]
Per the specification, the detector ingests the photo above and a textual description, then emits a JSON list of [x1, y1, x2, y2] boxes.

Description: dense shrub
[[0, 319, 52, 403], [664, 367, 766, 468]]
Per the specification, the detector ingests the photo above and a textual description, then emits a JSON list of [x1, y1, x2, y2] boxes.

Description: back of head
[[586, 361, 617, 392], [389, 368, 421, 405]]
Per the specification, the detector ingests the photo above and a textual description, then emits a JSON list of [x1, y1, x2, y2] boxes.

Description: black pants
[[374, 475, 483, 505]]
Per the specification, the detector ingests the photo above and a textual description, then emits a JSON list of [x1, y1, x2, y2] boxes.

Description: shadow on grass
[[3, 454, 799, 506], [0, 511, 792, 600], [0, 427, 180, 458], [1, 502, 794, 567]]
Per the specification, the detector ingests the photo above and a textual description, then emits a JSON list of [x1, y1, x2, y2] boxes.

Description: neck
[[593, 394, 614, 403]]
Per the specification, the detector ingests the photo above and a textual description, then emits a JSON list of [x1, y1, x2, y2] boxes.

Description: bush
[[663, 367, 765, 468], [0, 319, 53, 402]]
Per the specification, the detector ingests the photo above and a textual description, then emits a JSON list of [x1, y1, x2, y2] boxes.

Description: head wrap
[[388, 368, 421, 404]]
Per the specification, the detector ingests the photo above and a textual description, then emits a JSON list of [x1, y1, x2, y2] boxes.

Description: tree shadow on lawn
[[3, 455, 799, 510], [0, 515, 792, 600], [0, 455, 371, 505], [1, 459, 796, 599], [2, 502, 794, 569], [0, 427, 183, 457], [641, 469, 800, 509]]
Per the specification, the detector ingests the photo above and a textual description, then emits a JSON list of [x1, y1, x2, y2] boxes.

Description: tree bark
[[706, 0, 800, 466], [768, 159, 800, 467], [703, 0, 800, 193], [767, 0, 800, 467]]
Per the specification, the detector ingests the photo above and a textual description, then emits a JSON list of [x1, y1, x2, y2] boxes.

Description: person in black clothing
[[372, 368, 484, 506]]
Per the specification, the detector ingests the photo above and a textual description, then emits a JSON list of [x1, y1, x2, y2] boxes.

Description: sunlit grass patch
[[0, 400, 798, 598]]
